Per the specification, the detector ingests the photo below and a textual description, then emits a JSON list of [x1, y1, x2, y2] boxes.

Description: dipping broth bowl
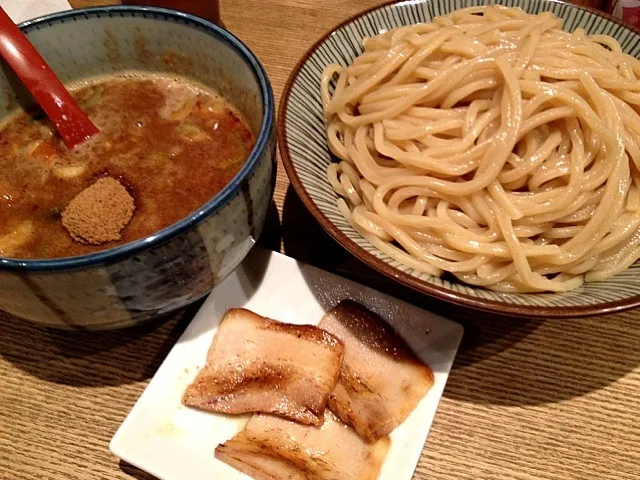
[[0, 7, 276, 329]]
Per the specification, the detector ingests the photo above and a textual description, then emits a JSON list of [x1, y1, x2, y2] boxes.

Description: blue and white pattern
[[280, 0, 640, 317]]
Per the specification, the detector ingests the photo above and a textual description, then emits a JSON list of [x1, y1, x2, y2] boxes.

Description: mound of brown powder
[[61, 177, 135, 245]]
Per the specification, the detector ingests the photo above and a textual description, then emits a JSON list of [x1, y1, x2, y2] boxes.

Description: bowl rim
[[0, 5, 274, 272], [278, 0, 640, 319]]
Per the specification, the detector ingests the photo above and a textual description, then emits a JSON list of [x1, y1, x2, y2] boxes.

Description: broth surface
[[0, 72, 254, 259]]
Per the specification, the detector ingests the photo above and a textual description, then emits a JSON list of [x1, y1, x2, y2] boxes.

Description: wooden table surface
[[1, 1, 639, 479]]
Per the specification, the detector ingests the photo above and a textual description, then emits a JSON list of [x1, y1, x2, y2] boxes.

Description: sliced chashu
[[319, 300, 434, 442], [183, 308, 344, 425], [216, 410, 390, 480]]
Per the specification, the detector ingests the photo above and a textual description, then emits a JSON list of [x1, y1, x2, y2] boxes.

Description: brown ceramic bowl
[[278, 0, 640, 318]]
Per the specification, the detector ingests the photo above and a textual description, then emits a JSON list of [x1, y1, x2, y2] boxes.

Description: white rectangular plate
[[110, 247, 464, 480]]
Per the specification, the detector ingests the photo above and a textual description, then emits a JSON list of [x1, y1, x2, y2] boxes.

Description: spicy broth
[[0, 72, 254, 259]]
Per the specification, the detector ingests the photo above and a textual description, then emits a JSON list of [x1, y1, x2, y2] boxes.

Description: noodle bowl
[[321, 5, 640, 293]]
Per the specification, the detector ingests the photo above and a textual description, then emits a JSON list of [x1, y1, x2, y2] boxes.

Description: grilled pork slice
[[216, 410, 390, 480], [183, 308, 344, 425], [319, 300, 434, 442]]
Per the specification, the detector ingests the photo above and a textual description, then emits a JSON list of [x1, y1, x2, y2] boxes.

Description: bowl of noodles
[[278, 0, 640, 317]]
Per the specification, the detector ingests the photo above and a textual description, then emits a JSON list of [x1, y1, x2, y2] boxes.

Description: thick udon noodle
[[321, 5, 640, 293]]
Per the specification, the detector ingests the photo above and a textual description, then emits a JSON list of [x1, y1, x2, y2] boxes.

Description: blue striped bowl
[[279, 0, 640, 318], [0, 7, 275, 329]]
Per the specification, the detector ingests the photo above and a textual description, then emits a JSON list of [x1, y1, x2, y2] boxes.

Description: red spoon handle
[[0, 8, 98, 149]]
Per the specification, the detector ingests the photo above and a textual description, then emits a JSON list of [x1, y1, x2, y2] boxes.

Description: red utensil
[[0, 7, 99, 149]]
